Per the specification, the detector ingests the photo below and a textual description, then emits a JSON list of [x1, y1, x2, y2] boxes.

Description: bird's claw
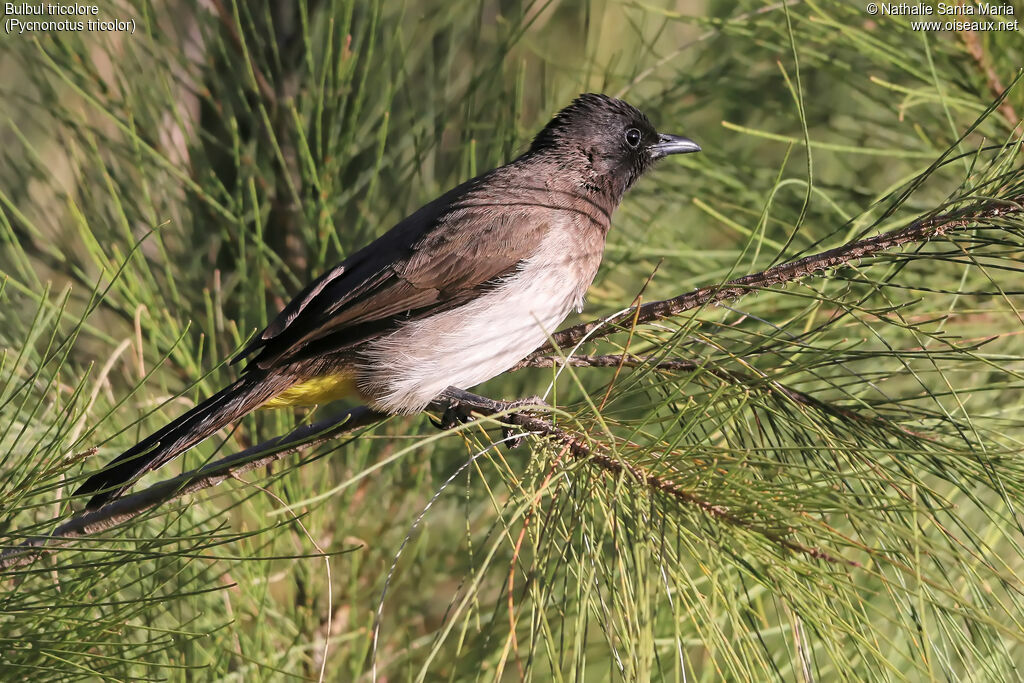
[[432, 399, 476, 431], [431, 389, 549, 448], [501, 427, 524, 448]]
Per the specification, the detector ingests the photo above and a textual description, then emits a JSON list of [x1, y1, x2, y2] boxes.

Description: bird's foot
[[430, 398, 477, 431], [431, 388, 549, 448]]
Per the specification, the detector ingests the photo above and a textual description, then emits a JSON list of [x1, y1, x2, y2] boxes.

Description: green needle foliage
[[2, 0, 1024, 680]]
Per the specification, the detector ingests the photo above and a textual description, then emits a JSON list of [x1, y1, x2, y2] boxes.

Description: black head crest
[[528, 93, 697, 198]]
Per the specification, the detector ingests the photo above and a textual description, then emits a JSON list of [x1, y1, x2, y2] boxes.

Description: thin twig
[[7, 200, 1018, 569], [521, 353, 933, 438], [958, 29, 1020, 125], [523, 198, 1024, 361], [441, 393, 859, 566], [2, 390, 853, 569], [209, 0, 277, 105], [615, 2, 798, 99]]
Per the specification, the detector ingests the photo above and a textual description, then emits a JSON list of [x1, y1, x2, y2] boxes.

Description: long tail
[[75, 374, 292, 509]]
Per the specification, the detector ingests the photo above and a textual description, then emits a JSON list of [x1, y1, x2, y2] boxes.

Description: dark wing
[[234, 175, 549, 370]]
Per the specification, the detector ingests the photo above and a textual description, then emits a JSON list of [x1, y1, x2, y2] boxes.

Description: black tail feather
[[75, 376, 286, 509]]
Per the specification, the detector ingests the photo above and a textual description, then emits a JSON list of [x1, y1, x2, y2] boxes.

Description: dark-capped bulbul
[[75, 93, 701, 508]]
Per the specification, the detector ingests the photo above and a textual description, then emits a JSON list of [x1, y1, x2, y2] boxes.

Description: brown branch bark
[[520, 198, 1024, 363], [434, 390, 859, 566], [2, 390, 854, 570], [520, 354, 932, 439], [958, 28, 1020, 126], [7, 199, 1019, 569], [527, 351, 840, 403]]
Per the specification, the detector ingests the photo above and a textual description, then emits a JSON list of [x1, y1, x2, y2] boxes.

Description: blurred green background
[[2, 0, 1024, 679]]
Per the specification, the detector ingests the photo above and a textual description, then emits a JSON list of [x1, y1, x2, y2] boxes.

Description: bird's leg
[[430, 387, 549, 447], [428, 387, 475, 430], [432, 396, 473, 430]]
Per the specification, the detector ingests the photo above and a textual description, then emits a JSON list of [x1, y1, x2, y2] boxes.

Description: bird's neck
[[514, 152, 623, 220]]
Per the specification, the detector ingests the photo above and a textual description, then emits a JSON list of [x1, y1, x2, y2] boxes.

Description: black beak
[[650, 133, 701, 159]]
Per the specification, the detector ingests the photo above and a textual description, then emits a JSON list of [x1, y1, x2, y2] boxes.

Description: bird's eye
[[624, 127, 642, 148]]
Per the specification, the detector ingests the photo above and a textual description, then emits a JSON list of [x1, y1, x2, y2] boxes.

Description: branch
[[2, 389, 854, 570], [958, 29, 1020, 125], [9, 199, 1017, 568], [520, 354, 932, 439], [523, 198, 1024, 361], [440, 389, 859, 566]]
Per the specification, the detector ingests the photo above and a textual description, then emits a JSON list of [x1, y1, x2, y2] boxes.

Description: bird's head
[[528, 93, 700, 200]]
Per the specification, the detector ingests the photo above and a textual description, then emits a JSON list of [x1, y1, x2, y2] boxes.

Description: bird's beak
[[650, 133, 701, 159]]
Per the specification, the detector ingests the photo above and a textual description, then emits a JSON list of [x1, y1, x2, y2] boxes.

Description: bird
[[75, 93, 701, 509]]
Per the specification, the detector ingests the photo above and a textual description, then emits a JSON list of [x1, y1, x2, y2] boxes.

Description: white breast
[[356, 230, 601, 414]]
